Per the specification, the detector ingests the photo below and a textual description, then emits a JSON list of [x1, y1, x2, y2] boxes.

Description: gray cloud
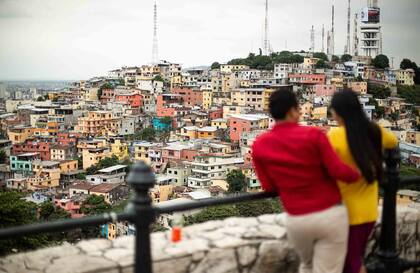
[[0, 0, 419, 80]]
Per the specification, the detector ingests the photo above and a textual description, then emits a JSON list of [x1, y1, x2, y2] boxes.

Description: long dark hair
[[330, 89, 383, 183]]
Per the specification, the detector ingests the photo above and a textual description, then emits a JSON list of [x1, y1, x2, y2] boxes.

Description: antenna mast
[[152, 1, 158, 65], [345, 0, 351, 54]]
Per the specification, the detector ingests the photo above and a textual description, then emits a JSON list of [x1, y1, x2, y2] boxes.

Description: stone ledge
[[1, 207, 419, 273]]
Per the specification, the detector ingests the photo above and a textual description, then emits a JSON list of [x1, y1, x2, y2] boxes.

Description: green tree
[[36, 96, 45, 102], [39, 202, 70, 221], [313, 52, 329, 62], [135, 127, 156, 142], [160, 116, 172, 126], [372, 54, 390, 69], [331, 55, 340, 62], [0, 149, 7, 164], [397, 85, 420, 105], [184, 205, 240, 225], [236, 199, 281, 217], [0, 191, 49, 255], [341, 54, 352, 62], [367, 82, 391, 99], [315, 60, 330, 69], [226, 169, 246, 193], [153, 75, 164, 82], [211, 62, 221, 70], [81, 195, 112, 215], [85, 155, 119, 175], [75, 173, 86, 180]]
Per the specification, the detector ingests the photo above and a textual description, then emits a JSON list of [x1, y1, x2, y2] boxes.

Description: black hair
[[330, 89, 383, 183], [269, 87, 298, 120]]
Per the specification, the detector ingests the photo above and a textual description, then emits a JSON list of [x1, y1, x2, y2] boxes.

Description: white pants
[[285, 205, 349, 273]]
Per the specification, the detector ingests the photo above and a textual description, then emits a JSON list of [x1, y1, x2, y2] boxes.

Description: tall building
[[360, 0, 382, 57], [0, 82, 6, 99]]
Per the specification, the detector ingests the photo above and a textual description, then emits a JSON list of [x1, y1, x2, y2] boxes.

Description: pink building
[[156, 94, 180, 117], [100, 89, 115, 104], [288, 73, 326, 85], [171, 87, 203, 107], [228, 114, 269, 142], [54, 196, 85, 218], [115, 92, 142, 108], [209, 108, 223, 120], [313, 84, 337, 96]]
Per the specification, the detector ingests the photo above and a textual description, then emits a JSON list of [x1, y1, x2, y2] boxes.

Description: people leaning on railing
[[328, 89, 398, 273], [252, 87, 360, 273]]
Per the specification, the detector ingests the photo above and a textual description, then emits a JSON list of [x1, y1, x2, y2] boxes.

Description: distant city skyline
[[0, 0, 419, 80]]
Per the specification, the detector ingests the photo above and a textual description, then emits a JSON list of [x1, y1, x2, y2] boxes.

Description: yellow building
[[220, 64, 249, 73], [133, 142, 159, 165], [396, 190, 419, 206], [170, 75, 182, 88], [111, 139, 129, 160], [82, 148, 111, 170], [197, 127, 218, 140], [263, 88, 275, 111], [405, 131, 420, 145], [202, 91, 213, 110], [59, 160, 78, 173], [349, 81, 367, 94], [76, 111, 120, 137], [7, 126, 34, 144], [211, 118, 228, 129], [330, 77, 344, 88], [312, 106, 328, 120], [396, 69, 415, 86], [300, 102, 314, 120], [29, 161, 61, 189], [222, 73, 236, 92], [231, 90, 246, 106], [304, 57, 320, 69]]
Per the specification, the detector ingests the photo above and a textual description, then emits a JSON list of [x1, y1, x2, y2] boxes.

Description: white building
[[85, 165, 127, 185], [188, 155, 244, 188]]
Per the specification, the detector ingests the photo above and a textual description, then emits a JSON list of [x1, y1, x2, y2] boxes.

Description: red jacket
[[252, 122, 359, 215]]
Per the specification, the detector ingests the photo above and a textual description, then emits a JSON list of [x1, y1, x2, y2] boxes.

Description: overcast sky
[[0, 0, 419, 80]]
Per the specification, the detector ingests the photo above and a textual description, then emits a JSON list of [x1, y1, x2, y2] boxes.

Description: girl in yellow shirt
[[328, 90, 398, 273]]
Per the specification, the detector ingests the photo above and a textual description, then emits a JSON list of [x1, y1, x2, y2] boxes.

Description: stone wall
[[1, 207, 419, 273]]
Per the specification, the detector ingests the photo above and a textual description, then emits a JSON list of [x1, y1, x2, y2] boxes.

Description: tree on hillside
[[226, 169, 246, 193], [0, 191, 49, 255], [211, 62, 221, 70], [236, 199, 281, 217], [39, 202, 70, 221], [135, 127, 156, 142], [183, 205, 240, 225], [315, 60, 330, 69], [341, 54, 352, 62], [372, 54, 390, 69], [81, 195, 112, 215], [397, 85, 420, 105], [313, 52, 329, 62], [85, 155, 120, 175], [331, 55, 340, 62], [367, 82, 391, 99], [153, 75, 164, 82]]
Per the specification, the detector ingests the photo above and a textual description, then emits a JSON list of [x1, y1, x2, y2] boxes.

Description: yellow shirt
[[328, 126, 398, 225]]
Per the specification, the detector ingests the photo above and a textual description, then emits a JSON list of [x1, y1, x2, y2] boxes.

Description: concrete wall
[[1, 207, 419, 273]]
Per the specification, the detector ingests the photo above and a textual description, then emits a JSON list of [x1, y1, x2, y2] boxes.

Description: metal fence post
[[366, 148, 400, 273], [127, 162, 156, 273]]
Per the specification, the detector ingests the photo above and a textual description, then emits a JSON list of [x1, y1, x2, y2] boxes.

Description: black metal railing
[[0, 148, 419, 273]]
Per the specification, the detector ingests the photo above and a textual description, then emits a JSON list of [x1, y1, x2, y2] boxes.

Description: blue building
[[152, 117, 172, 131]]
